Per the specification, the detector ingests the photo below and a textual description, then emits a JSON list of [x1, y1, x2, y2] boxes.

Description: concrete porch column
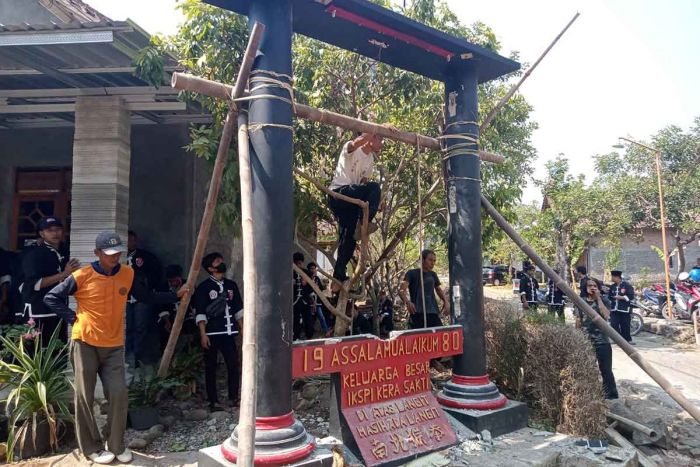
[[70, 96, 130, 264]]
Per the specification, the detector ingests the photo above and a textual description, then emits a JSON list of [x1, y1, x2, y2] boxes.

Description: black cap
[[37, 217, 63, 231], [611, 270, 623, 277], [165, 264, 183, 279], [95, 231, 127, 255]]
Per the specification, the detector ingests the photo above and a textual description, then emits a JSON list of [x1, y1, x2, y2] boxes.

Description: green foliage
[[0, 327, 71, 462], [0, 323, 37, 361], [168, 345, 203, 398], [594, 118, 700, 269], [128, 375, 182, 408], [133, 45, 165, 88]]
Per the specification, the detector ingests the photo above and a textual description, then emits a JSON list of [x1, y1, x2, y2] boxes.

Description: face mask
[[215, 263, 227, 273]]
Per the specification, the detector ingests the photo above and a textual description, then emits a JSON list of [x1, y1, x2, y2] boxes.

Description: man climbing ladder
[[328, 132, 383, 288]]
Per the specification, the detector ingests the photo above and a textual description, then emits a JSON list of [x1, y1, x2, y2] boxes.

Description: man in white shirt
[[328, 132, 383, 285]]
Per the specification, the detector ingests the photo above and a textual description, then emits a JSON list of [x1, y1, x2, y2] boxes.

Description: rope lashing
[[446, 176, 481, 183], [241, 69, 296, 133]]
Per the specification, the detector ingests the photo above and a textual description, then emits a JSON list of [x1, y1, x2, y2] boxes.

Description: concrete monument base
[[443, 399, 528, 438]]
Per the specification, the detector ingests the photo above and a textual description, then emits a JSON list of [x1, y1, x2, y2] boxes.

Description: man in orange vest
[[44, 231, 187, 464]]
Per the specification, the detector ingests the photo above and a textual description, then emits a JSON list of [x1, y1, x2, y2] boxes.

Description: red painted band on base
[[220, 439, 316, 466], [255, 411, 294, 431], [437, 393, 508, 410], [451, 374, 491, 386]]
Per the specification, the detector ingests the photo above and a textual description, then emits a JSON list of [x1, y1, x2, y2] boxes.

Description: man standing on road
[[608, 270, 635, 344], [399, 249, 450, 329], [546, 271, 565, 321], [576, 278, 618, 400], [519, 264, 539, 312], [21, 217, 80, 343], [44, 231, 188, 464]]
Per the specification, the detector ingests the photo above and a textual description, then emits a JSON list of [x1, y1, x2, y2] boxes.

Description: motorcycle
[[659, 274, 700, 321]]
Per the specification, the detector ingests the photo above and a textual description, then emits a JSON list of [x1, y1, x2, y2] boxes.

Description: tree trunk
[[676, 232, 686, 273], [554, 224, 570, 284]]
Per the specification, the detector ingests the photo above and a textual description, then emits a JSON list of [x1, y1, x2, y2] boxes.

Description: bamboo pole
[[236, 111, 258, 467], [480, 194, 700, 423], [171, 72, 505, 164], [480, 12, 580, 132], [606, 412, 659, 440], [605, 424, 659, 467], [653, 149, 673, 320], [157, 108, 237, 378], [158, 22, 265, 378]]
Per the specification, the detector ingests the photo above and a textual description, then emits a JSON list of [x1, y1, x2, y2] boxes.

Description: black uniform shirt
[[547, 279, 565, 306], [519, 274, 539, 304], [21, 243, 68, 319], [127, 248, 162, 303], [193, 276, 243, 336], [608, 281, 634, 313], [301, 273, 324, 305], [292, 270, 304, 305]]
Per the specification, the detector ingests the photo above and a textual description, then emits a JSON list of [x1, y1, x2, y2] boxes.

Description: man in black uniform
[[608, 270, 635, 344], [194, 252, 243, 411], [125, 230, 163, 370], [519, 264, 539, 312], [21, 217, 80, 343], [546, 271, 565, 321], [292, 252, 313, 340], [575, 266, 589, 298], [157, 264, 196, 351]]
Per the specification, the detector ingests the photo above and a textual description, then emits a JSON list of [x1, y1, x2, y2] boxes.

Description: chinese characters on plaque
[[293, 326, 463, 466]]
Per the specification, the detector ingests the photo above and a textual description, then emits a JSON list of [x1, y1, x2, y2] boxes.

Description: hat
[[611, 270, 623, 277], [95, 231, 127, 255], [37, 217, 63, 231]]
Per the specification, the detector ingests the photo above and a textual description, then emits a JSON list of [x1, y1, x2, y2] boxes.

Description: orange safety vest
[[71, 264, 134, 347]]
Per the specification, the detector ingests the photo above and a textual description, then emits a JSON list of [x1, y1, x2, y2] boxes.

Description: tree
[[537, 157, 605, 284], [136, 0, 538, 333], [594, 119, 700, 272]]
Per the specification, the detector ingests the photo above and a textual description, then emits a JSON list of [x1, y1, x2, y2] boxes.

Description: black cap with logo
[[95, 231, 127, 255], [37, 217, 63, 231]]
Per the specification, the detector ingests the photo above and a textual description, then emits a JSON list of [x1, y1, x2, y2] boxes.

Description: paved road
[[612, 332, 700, 406]]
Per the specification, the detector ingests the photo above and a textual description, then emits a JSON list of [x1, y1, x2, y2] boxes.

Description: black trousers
[[610, 310, 631, 342], [293, 300, 315, 340], [203, 334, 239, 404], [410, 313, 443, 329], [34, 316, 67, 345], [329, 182, 381, 280], [548, 304, 565, 321], [595, 344, 618, 399]]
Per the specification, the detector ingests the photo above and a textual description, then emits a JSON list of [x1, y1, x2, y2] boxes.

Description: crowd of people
[[0, 221, 249, 463]]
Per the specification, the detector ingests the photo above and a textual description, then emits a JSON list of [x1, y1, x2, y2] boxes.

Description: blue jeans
[[125, 302, 157, 366], [316, 305, 329, 333]]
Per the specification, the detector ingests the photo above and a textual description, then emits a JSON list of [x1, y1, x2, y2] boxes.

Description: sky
[[86, 0, 699, 203]]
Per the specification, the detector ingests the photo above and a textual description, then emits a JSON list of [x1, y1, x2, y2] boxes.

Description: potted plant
[[127, 375, 181, 430], [0, 325, 72, 462]]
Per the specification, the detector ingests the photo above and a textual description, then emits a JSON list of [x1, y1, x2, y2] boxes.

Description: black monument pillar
[[437, 65, 507, 409], [220, 0, 314, 463]]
